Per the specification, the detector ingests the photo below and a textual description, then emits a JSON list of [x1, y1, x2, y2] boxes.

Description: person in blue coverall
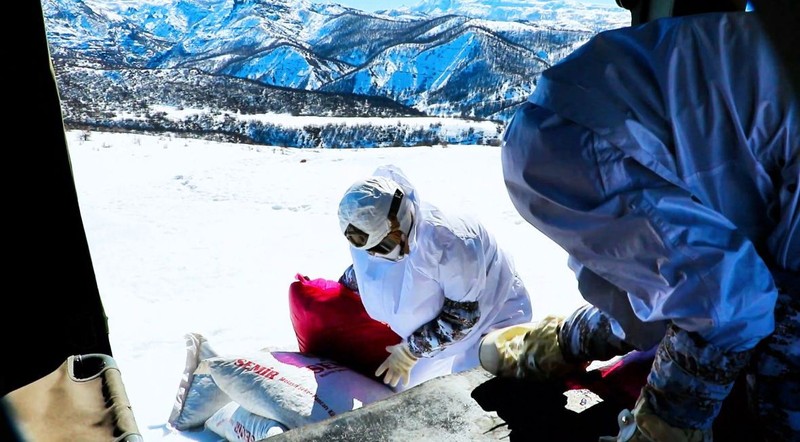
[[478, 10, 799, 442]]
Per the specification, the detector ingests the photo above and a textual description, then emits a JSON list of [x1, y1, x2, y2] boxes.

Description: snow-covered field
[[66, 130, 585, 440]]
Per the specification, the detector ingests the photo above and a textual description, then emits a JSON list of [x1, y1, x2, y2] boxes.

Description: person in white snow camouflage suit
[[480, 10, 799, 442], [337, 164, 533, 391]]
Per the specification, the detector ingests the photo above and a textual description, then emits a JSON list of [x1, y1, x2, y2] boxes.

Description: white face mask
[[372, 244, 405, 262]]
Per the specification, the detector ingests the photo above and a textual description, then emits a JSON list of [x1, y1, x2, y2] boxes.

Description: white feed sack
[[207, 351, 395, 428], [168, 333, 232, 430], [205, 402, 288, 442]]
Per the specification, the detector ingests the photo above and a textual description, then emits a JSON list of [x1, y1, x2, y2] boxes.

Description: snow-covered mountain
[[42, 0, 628, 146], [407, 0, 629, 31], [42, 0, 172, 65], [317, 17, 590, 119]]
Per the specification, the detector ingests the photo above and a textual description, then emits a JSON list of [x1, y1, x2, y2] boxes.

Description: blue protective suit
[[502, 11, 798, 436]]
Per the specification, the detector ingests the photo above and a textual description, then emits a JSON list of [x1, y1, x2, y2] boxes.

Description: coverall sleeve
[[502, 103, 777, 353], [407, 229, 484, 358], [558, 304, 637, 363]]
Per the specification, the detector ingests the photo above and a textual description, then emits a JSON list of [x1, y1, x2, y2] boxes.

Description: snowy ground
[[66, 130, 586, 440]]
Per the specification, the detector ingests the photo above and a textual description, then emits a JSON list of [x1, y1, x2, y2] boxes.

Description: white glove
[[375, 342, 418, 388]]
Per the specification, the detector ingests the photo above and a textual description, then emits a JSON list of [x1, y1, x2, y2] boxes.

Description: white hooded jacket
[[346, 165, 532, 390]]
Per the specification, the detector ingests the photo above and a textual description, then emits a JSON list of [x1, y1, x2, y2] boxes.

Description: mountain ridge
[[44, 0, 627, 146]]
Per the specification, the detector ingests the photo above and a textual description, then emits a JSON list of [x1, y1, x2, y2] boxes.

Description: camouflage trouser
[[745, 292, 800, 442]]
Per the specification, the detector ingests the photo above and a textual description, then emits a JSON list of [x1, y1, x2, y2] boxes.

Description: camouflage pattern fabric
[[338, 265, 359, 293], [745, 292, 799, 441], [407, 298, 480, 358], [599, 392, 711, 442], [645, 290, 799, 440], [646, 324, 752, 430], [559, 291, 798, 439], [558, 304, 636, 363], [560, 304, 750, 430]]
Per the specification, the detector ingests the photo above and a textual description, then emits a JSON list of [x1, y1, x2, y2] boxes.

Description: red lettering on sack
[[235, 359, 280, 380], [235, 359, 255, 370], [233, 421, 255, 442]]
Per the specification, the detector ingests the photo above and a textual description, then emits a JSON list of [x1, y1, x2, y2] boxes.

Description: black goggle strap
[[368, 189, 405, 255], [345, 188, 405, 249], [386, 188, 404, 231]]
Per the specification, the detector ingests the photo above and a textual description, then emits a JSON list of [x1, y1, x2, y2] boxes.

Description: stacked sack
[[168, 275, 403, 441], [168, 332, 396, 440]]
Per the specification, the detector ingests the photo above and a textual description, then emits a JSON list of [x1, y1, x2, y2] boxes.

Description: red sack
[[567, 347, 655, 409], [288, 274, 401, 379], [561, 346, 753, 441]]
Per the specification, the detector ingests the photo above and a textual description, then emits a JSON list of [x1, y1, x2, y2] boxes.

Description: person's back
[[498, 10, 799, 441], [504, 11, 798, 340], [515, 11, 798, 273]]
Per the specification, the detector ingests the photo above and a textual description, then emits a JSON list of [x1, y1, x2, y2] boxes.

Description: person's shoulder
[[413, 209, 457, 240], [604, 11, 755, 42], [415, 207, 450, 236], [429, 210, 486, 243]]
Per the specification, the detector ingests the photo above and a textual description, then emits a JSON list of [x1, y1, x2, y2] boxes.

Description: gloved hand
[[479, 316, 587, 380], [375, 342, 418, 387], [599, 322, 751, 442], [598, 387, 711, 442]]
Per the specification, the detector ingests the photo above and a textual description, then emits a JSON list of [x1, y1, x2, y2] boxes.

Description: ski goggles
[[367, 229, 405, 256], [344, 188, 404, 254]]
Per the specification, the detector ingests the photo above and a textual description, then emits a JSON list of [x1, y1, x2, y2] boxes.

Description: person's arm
[[557, 304, 636, 363], [407, 228, 484, 358], [407, 298, 480, 357], [568, 257, 669, 352], [504, 104, 778, 351], [374, 227, 484, 387]]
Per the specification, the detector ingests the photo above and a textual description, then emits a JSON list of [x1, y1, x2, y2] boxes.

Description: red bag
[[568, 347, 655, 408], [288, 274, 401, 379]]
